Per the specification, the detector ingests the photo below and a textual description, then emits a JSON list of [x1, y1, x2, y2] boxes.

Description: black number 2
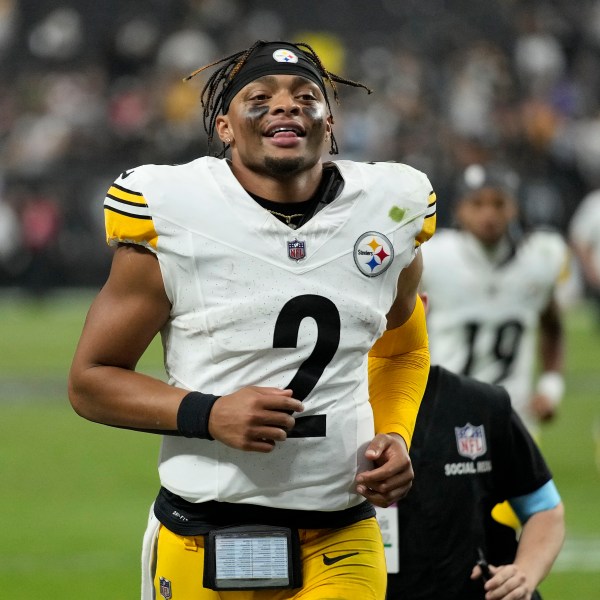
[[273, 294, 340, 438], [462, 320, 524, 383]]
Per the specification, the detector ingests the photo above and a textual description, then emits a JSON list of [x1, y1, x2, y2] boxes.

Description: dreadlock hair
[[184, 40, 373, 157]]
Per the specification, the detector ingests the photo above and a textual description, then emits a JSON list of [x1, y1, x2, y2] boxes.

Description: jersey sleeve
[[569, 191, 600, 245], [368, 161, 437, 247], [508, 480, 561, 523], [415, 190, 437, 248], [540, 231, 571, 286], [103, 168, 159, 251], [398, 163, 437, 248]]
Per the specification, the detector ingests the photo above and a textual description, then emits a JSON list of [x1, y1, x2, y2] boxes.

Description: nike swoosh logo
[[120, 169, 134, 179], [322, 552, 359, 565]]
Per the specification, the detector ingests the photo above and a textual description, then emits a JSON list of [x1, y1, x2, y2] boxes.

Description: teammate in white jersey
[[569, 189, 600, 327], [420, 163, 568, 438], [68, 40, 437, 600]]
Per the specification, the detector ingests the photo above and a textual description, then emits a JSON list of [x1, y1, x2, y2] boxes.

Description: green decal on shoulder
[[389, 206, 406, 222]]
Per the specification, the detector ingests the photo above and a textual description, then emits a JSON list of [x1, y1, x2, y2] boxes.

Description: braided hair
[[184, 40, 372, 157]]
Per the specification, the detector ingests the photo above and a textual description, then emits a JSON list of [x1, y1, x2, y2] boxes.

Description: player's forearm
[[68, 364, 187, 431], [538, 334, 564, 372], [513, 503, 565, 591], [368, 295, 429, 447], [538, 300, 564, 372]]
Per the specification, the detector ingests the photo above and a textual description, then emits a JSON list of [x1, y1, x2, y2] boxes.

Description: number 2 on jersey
[[273, 294, 340, 438]]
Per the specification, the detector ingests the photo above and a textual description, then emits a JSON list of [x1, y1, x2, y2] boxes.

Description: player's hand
[[355, 433, 414, 507], [471, 563, 534, 600], [530, 392, 557, 422], [208, 387, 303, 453]]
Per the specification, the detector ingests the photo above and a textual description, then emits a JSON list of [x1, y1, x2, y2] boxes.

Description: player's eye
[[249, 92, 270, 101], [296, 90, 318, 101]]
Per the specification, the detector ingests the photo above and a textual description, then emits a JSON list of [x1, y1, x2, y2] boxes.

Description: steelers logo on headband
[[272, 49, 299, 63], [220, 41, 328, 114]]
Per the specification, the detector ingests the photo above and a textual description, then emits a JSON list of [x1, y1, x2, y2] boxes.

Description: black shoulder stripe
[[112, 182, 143, 196], [106, 192, 148, 208], [104, 205, 153, 220]]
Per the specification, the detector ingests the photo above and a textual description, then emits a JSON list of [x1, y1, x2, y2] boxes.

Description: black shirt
[[387, 366, 552, 600]]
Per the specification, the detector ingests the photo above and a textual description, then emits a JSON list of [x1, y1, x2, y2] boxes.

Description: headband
[[221, 42, 328, 114]]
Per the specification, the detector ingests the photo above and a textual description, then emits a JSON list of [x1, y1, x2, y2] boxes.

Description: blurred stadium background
[[0, 0, 599, 598]]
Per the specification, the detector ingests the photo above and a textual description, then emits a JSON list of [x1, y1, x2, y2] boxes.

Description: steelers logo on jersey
[[353, 232, 394, 277]]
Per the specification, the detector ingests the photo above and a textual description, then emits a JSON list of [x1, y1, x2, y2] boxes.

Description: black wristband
[[176, 391, 220, 440]]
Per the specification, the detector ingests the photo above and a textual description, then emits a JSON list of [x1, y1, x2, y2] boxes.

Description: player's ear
[[325, 115, 333, 141], [215, 115, 233, 145]]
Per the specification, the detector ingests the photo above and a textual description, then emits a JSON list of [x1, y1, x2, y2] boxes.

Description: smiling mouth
[[265, 126, 306, 138]]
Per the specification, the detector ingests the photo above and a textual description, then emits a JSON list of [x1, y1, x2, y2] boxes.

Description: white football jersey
[[421, 228, 568, 432], [569, 190, 600, 275], [104, 157, 436, 511]]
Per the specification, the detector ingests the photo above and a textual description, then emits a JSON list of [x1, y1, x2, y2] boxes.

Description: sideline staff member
[[382, 300, 564, 599], [68, 40, 437, 600]]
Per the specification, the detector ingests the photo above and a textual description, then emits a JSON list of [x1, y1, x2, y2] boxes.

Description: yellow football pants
[[153, 517, 387, 600]]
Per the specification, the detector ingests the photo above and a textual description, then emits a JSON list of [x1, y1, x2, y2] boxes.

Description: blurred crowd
[[1, 0, 600, 293]]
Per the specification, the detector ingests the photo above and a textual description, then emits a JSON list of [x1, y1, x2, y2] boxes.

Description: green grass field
[[1, 290, 599, 599]]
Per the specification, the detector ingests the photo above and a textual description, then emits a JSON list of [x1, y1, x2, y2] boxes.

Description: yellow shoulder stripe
[[415, 191, 437, 247], [103, 184, 158, 249], [107, 182, 148, 204], [104, 209, 158, 250]]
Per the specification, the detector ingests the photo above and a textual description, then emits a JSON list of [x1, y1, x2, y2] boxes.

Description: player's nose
[[271, 91, 300, 114]]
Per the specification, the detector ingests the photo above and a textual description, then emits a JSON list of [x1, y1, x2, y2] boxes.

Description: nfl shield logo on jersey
[[159, 577, 172, 599], [455, 423, 487, 460], [288, 238, 306, 261]]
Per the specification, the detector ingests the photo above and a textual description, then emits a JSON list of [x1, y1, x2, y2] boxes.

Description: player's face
[[216, 75, 332, 178], [455, 187, 517, 247]]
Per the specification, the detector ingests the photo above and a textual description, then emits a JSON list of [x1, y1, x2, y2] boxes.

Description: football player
[[569, 189, 600, 327], [68, 40, 437, 600], [420, 163, 568, 438]]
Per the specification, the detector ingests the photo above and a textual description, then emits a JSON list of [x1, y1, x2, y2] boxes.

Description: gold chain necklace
[[267, 210, 305, 226]]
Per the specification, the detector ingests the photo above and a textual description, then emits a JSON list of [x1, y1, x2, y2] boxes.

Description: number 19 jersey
[[420, 229, 568, 433]]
